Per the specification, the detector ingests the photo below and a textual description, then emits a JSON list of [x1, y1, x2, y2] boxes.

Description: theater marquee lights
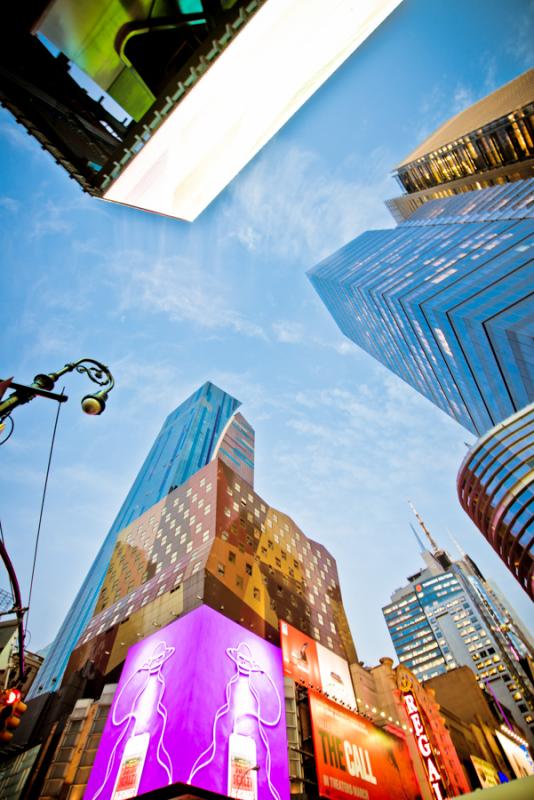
[[102, 0, 403, 220], [402, 691, 448, 800]]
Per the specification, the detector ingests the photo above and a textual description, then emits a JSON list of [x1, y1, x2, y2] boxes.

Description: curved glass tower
[[29, 382, 241, 697], [458, 403, 534, 600]]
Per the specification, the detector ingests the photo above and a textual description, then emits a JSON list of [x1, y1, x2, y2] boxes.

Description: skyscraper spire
[[447, 530, 466, 559], [408, 501, 439, 552], [409, 522, 426, 553]]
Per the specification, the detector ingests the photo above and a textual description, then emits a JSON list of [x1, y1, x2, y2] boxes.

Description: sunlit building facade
[[458, 403, 534, 600], [30, 382, 243, 697], [383, 527, 534, 745], [61, 392, 356, 688], [387, 69, 534, 222], [308, 179, 534, 436]]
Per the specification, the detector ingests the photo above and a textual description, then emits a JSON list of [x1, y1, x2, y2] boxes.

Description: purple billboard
[[84, 605, 290, 800]]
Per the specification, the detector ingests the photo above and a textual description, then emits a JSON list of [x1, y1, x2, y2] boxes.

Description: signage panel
[[402, 691, 448, 800], [470, 755, 500, 788], [495, 731, 534, 779], [85, 605, 289, 800], [280, 621, 356, 709], [308, 692, 420, 800]]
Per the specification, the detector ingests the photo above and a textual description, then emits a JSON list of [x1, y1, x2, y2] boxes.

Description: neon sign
[[403, 692, 447, 799]]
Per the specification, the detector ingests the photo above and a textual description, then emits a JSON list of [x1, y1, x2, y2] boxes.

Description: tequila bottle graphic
[[187, 641, 282, 800], [228, 732, 258, 800], [90, 642, 175, 800], [112, 732, 150, 800]]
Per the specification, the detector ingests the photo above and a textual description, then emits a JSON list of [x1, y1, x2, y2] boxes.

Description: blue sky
[[1, 0, 532, 665]]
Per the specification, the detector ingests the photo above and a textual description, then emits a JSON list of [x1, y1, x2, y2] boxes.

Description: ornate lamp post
[[0, 358, 115, 426], [0, 358, 115, 686]]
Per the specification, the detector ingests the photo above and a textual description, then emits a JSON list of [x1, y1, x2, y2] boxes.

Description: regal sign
[[402, 691, 447, 800]]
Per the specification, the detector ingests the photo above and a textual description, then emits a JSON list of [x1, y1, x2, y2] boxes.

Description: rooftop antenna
[[408, 501, 439, 552]]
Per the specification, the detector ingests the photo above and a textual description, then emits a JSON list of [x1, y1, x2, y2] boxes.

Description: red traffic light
[[0, 688, 27, 744], [4, 689, 21, 706]]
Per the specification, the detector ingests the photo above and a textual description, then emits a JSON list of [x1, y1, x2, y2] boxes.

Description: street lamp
[[0, 358, 115, 685], [0, 358, 115, 426]]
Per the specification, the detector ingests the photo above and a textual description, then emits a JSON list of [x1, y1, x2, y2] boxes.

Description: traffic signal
[[0, 688, 27, 743]]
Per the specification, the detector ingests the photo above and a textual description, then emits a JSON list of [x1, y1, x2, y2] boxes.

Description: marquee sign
[[402, 691, 448, 800]]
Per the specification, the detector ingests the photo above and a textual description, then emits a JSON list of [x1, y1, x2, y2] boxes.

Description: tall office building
[[387, 68, 534, 222], [458, 402, 534, 600], [60, 385, 356, 690], [30, 382, 244, 697], [382, 513, 534, 745], [308, 178, 534, 435]]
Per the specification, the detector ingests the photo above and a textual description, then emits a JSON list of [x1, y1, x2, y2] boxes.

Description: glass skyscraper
[[308, 179, 534, 436], [458, 402, 534, 600], [383, 525, 534, 745], [29, 382, 242, 697]]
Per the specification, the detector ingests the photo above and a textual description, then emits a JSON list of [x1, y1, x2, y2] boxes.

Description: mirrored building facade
[[30, 382, 243, 697], [63, 419, 356, 687], [308, 179, 534, 436], [458, 402, 534, 600]]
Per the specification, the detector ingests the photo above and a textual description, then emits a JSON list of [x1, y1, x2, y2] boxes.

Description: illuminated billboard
[[308, 692, 420, 800], [85, 605, 289, 800], [495, 731, 534, 779], [101, 0, 403, 221], [279, 620, 356, 709]]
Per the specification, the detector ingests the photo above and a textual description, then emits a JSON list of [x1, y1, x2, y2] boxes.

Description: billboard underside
[[102, 0, 402, 221]]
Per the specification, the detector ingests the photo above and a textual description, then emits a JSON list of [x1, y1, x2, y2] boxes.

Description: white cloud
[[114, 252, 267, 340], [223, 142, 394, 265], [0, 196, 19, 213], [272, 321, 305, 343]]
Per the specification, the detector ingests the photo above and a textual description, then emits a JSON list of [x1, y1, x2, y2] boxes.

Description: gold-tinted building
[[63, 404, 356, 686], [387, 68, 534, 221]]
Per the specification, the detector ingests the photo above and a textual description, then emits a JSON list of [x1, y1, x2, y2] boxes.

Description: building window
[[246, 563, 253, 576], [253, 587, 260, 600], [228, 550, 236, 563]]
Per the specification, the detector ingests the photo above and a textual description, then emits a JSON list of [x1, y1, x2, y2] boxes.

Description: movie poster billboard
[[85, 605, 290, 800], [279, 620, 356, 709], [308, 692, 421, 800]]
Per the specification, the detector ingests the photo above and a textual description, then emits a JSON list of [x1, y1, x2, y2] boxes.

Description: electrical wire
[[0, 415, 14, 446], [26, 391, 64, 629]]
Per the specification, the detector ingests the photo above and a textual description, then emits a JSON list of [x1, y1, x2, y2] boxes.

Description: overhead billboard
[[279, 620, 356, 709], [99, 0, 403, 221], [85, 605, 289, 800], [308, 692, 421, 800]]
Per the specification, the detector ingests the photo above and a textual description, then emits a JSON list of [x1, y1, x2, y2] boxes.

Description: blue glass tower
[[308, 180, 534, 436], [382, 524, 534, 744], [30, 382, 242, 697]]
